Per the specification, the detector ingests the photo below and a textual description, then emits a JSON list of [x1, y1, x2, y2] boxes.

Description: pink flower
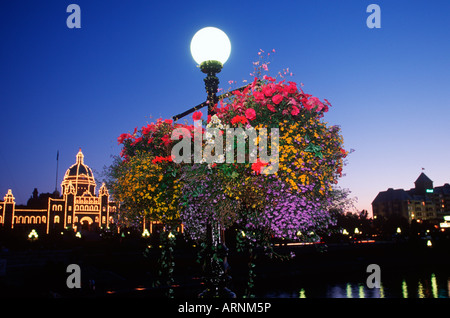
[[288, 97, 299, 107], [307, 97, 324, 112], [245, 108, 257, 121], [262, 84, 276, 97], [291, 106, 300, 116], [263, 75, 276, 82], [251, 77, 259, 90], [253, 91, 265, 101], [285, 82, 297, 94], [272, 94, 283, 105], [262, 63, 268, 71]]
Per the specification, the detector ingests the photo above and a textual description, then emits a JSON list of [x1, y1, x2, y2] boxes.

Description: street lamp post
[[200, 60, 222, 115], [190, 27, 231, 115], [190, 27, 235, 298]]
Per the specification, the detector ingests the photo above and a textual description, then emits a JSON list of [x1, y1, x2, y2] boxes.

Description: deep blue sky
[[1, 0, 449, 214]]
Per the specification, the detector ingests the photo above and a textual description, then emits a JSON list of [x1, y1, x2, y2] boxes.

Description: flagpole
[[55, 150, 59, 195]]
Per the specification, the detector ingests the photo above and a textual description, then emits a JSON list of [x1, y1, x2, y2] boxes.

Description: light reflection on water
[[263, 272, 450, 298]]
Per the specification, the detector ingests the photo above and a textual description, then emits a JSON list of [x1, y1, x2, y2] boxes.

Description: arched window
[[36, 216, 41, 224], [58, 205, 63, 211], [30, 216, 35, 223], [68, 216, 72, 224], [54, 215, 60, 223]]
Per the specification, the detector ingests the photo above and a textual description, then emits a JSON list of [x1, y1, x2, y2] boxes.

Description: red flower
[[161, 134, 171, 146], [152, 155, 173, 164], [193, 111, 203, 121], [251, 159, 268, 174], [231, 115, 248, 125], [245, 108, 257, 121], [267, 104, 276, 112], [272, 94, 283, 105], [142, 124, 155, 136], [118, 133, 132, 144], [164, 119, 173, 125], [291, 106, 300, 116], [131, 136, 143, 146]]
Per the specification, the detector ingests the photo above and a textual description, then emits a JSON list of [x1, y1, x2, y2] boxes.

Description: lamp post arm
[[172, 101, 209, 122], [171, 83, 252, 121]]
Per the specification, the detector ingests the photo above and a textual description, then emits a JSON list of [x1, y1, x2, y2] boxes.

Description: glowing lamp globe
[[190, 27, 231, 71]]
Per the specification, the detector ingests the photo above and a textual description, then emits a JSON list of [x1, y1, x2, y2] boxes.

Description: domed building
[[61, 149, 97, 196], [0, 149, 118, 235]]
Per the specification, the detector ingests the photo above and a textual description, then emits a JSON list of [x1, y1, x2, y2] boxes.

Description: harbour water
[[261, 269, 450, 298]]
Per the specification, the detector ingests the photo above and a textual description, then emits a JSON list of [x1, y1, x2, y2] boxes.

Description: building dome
[[61, 149, 96, 196]]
